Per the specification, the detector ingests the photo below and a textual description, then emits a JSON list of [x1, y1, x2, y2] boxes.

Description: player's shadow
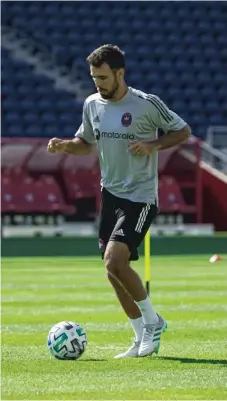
[[159, 356, 227, 366]]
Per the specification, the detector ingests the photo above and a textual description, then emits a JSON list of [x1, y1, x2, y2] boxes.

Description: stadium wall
[[202, 167, 227, 231], [2, 236, 227, 257]]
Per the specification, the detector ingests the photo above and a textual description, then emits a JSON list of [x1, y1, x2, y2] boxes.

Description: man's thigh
[[98, 188, 117, 257], [109, 199, 158, 261]]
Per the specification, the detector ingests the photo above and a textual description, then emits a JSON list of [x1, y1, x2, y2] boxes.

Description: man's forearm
[[62, 138, 93, 155], [154, 124, 191, 150]]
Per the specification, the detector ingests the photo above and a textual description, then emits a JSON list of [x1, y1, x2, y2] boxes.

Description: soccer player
[[47, 44, 191, 358]]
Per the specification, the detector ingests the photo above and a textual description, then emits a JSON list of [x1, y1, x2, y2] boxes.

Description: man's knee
[[104, 247, 121, 276], [104, 241, 130, 276]]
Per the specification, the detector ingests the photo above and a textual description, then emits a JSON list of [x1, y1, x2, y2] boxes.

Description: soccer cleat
[[138, 314, 167, 357], [114, 340, 140, 359]]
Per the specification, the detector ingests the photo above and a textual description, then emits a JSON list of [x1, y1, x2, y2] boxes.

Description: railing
[[206, 126, 227, 150], [2, 25, 90, 100], [200, 141, 227, 174]]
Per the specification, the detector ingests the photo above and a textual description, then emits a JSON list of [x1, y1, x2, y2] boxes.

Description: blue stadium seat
[[4, 112, 21, 123], [2, 1, 227, 139], [25, 125, 43, 137], [217, 86, 227, 99], [209, 115, 224, 124], [41, 113, 56, 123], [190, 115, 208, 125], [7, 124, 24, 137]]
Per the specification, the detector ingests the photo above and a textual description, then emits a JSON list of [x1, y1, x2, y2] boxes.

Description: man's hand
[[129, 125, 191, 155], [47, 138, 67, 153], [129, 141, 160, 156], [47, 137, 93, 155]]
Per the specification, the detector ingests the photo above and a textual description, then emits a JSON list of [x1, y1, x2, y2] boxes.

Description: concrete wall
[[2, 236, 227, 257]]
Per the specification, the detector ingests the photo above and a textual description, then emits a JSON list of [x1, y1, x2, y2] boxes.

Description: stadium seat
[[62, 170, 100, 203], [1, 171, 76, 214], [159, 176, 196, 213], [1, 175, 15, 213], [1, 0, 226, 222], [34, 175, 76, 214], [2, 1, 226, 139], [3, 173, 39, 213]]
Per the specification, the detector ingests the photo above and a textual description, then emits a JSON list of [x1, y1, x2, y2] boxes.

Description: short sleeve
[[75, 101, 96, 144], [147, 95, 187, 133]]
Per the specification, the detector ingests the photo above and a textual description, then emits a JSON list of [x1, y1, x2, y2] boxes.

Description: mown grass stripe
[[2, 255, 227, 400]]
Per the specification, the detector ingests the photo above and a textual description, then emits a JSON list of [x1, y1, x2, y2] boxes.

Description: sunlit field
[[2, 256, 227, 400]]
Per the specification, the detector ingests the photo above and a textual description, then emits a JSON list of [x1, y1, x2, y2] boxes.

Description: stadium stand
[[1, 1, 227, 224], [2, 1, 227, 139]]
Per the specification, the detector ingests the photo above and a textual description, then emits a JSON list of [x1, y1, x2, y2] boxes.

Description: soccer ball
[[47, 321, 87, 360]]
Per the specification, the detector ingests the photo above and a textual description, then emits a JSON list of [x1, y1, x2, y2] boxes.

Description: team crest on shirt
[[121, 112, 132, 127]]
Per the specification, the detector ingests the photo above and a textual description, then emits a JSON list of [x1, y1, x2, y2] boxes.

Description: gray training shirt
[[75, 87, 187, 204]]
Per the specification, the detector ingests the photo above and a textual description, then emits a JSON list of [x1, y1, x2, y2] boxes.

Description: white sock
[[135, 295, 159, 325], [129, 317, 143, 342]]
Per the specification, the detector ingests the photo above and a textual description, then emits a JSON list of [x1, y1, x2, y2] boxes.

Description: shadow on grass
[[159, 356, 227, 366], [80, 358, 107, 362]]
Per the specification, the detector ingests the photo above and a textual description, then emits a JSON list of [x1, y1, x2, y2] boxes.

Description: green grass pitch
[[1, 255, 227, 400]]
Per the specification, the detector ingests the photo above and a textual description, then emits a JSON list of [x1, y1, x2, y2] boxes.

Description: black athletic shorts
[[98, 188, 158, 261]]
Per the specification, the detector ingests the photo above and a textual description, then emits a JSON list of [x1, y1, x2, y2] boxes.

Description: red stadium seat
[[12, 175, 39, 213], [62, 152, 101, 212], [63, 170, 99, 202], [35, 175, 76, 214], [2, 170, 36, 213], [159, 175, 196, 213], [1, 175, 15, 212], [1, 171, 75, 214], [3, 166, 28, 181]]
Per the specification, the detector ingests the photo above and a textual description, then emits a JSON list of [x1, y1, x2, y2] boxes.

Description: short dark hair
[[86, 44, 125, 69]]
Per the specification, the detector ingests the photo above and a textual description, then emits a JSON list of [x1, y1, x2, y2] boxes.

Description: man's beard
[[100, 82, 119, 100]]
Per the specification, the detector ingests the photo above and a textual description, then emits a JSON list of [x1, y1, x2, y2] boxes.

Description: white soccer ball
[[47, 321, 87, 360]]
